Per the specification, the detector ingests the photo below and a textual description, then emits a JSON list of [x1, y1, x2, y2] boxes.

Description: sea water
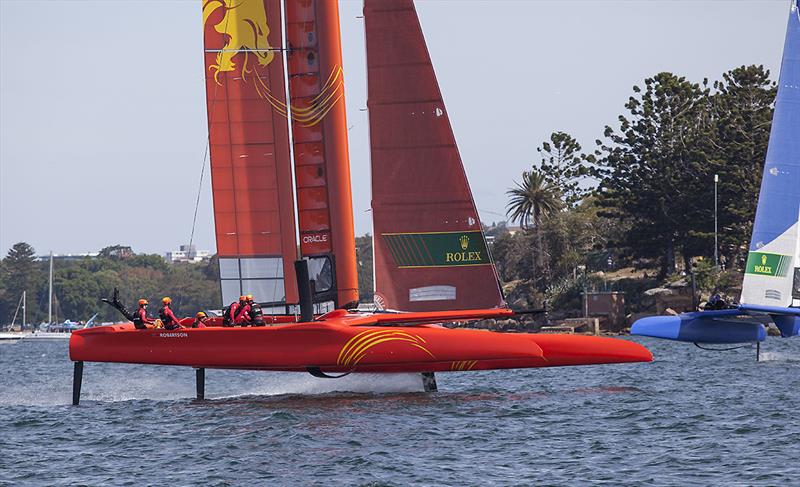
[[1, 337, 798, 485]]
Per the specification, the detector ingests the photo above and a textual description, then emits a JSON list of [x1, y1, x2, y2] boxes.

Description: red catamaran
[[69, 0, 651, 404]]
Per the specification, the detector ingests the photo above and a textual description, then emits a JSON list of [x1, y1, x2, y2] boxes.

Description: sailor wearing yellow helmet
[[247, 295, 266, 326], [192, 311, 209, 328], [158, 297, 184, 330]]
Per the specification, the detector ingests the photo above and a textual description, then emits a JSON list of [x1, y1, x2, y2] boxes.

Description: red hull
[[69, 311, 651, 373]]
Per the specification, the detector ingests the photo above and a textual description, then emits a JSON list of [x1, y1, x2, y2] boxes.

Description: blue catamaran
[[631, 1, 800, 349]]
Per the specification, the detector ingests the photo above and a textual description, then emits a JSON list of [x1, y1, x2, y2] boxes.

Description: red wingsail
[[202, 0, 298, 306], [285, 0, 359, 309], [364, 0, 505, 311]]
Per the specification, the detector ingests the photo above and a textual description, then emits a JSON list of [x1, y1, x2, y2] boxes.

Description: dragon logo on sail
[[203, 0, 343, 127], [202, 0, 274, 83]]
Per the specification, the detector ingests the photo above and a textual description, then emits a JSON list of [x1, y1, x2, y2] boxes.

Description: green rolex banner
[[382, 231, 491, 268], [745, 251, 793, 277]]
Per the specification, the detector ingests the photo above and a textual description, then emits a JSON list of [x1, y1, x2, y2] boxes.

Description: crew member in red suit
[[133, 299, 154, 329], [234, 295, 253, 326], [223, 296, 245, 326], [158, 297, 183, 330], [192, 311, 209, 328]]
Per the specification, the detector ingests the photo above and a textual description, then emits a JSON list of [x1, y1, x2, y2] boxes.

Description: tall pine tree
[[709, 65, 776, 269], [537, 132, 592, 207], [597, 72, 714, 276]]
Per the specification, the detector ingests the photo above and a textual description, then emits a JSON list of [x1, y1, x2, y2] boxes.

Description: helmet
[[162, 297, 172, 305], [196, 311, 207, 318], [246, 294, 254, 302], [138, 299, 148, 306], [239, 295, 247, 301]]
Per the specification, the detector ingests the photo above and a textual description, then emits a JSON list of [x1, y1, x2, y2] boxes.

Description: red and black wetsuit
[[133, 306, 154, 329], [234, 303, 252, 325], [159, 305, 183, 330], [223, 302, 240, 326]]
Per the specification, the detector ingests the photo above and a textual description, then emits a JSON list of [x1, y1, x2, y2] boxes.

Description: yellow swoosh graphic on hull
[[338, 330, 435, 368], [343, 331, 424, 366], [450, 360, 478, 371]]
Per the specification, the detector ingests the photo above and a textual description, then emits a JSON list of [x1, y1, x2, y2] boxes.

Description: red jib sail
[[202, 0, 298, 306], [284, 0, 359, 309], [364, 0, 505, 311]]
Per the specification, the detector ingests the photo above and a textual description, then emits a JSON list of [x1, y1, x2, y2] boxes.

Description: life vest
[[158, 306, 175, 324], [235, 303, 251, 321], [250, 303, 265, 326], [222, 302, 239, 326], [132, 307, 145, 328], [131, 308, 147, 330]]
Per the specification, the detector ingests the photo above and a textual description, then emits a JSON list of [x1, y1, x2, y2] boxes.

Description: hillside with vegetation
[[0, 243, 220, 326], [494, 66, 774, 317]]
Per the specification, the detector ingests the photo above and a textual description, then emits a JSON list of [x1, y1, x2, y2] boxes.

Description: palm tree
[[506, 169, 563, 285]]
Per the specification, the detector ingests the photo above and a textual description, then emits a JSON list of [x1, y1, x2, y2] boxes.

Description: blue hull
[[631, 311, 766, 344]]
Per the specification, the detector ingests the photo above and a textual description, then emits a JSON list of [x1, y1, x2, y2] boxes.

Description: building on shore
[[165, 244, 210, 263]]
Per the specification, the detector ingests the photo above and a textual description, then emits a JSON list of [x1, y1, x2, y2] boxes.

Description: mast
[[284, 0, 359, 309], [22, 290, 26, 331], [48, 251, 53, 325]]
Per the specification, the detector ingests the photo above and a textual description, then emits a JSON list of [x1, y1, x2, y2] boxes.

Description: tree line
[[0, 243, 220, 327], [499, 66, 775, 311], [0, 238, 376, 327]]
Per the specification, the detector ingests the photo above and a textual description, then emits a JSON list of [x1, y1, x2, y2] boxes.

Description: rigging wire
[[182, 5, 234, 313], [188, 142, 210, 252], [188, 6, 233, 253]]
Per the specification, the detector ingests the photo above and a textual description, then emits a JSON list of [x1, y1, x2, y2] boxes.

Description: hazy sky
[[0, 0, 791, 256]]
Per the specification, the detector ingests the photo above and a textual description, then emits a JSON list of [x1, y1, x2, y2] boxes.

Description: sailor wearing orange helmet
[[234, 294, 254, 326], [158, 297, 183, 330], [223, 295, 247, 326], [133, 299, 154, 329]]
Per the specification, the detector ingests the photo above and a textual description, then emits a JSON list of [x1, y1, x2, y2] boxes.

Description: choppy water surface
[[1, 337, 798, 485]]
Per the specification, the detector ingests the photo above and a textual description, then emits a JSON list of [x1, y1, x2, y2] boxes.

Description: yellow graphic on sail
[[337, 330, 435, 368], [202, 0, 342, 127], [202, 0, 274, 83]]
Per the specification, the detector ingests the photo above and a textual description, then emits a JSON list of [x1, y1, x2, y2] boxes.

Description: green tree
[[1, 243, 44, 327], [597, 72, 714, 276], [709, 65, 775, 268], [506, 169, 563, 285], [3, 242, 37, 279], [99, 245, 133, 259], [537, 131, 592, 206]]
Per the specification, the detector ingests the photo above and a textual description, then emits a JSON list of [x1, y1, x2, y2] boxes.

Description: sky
[[0, 0, 792, 256]]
